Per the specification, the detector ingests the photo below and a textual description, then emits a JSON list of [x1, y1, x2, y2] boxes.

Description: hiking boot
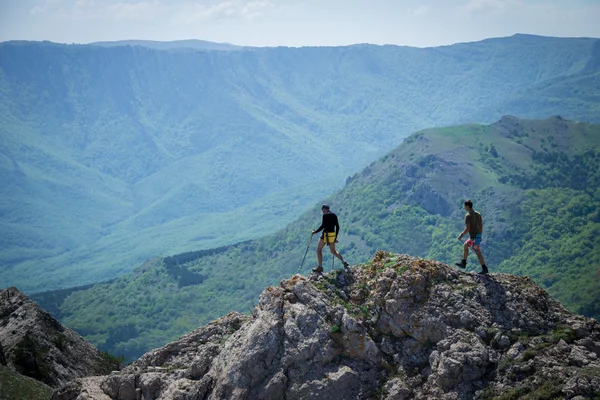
[[312, 265, 323, 273], [343, 261, 349, 268], [478, 265, 489, 275], [455, 259, 467, 269]]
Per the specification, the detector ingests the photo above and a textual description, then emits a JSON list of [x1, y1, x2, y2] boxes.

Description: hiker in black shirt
[[312, 204, 349, 273]]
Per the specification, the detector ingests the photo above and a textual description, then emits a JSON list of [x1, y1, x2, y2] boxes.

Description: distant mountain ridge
[[32, 116, 600, 361], [2, 34, 600, 293], [88, 39, 244, 51]]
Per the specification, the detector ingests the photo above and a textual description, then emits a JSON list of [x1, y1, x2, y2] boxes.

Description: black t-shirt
[[315, 212, 340, 234]]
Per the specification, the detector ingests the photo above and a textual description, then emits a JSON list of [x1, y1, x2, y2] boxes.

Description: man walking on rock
[[312, 204, 349, 273], [455, 200, 488, 274]]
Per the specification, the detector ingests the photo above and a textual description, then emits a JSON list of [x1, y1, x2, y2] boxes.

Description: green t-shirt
[[465, 210, 483, 237]]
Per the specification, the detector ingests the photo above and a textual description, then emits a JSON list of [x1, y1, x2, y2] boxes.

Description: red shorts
[[465, 234, 482, 252]]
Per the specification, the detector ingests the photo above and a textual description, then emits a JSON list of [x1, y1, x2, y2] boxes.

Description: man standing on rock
[[455, 200, 488, 274], [312, 204, 349, 273]]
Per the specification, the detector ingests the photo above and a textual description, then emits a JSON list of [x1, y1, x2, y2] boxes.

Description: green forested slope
[[0, 365, 52, 400], [472, 70, 600, 123], [33, 116, 600, 361], [472, 39, 600, 122], [2, 35, 600, 292], [499, 189, 600, 318]]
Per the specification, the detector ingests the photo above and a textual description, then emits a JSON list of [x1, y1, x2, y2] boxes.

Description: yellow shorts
[[322, 232, 337, 244]]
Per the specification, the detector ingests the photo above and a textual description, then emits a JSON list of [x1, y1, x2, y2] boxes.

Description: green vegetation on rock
[[0, 365, 52, 400]]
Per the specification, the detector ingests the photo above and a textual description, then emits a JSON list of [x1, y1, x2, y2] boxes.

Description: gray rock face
[[52, 253, 600, 399], [0, 340, 6, 365], [0, 287, 120, 388]]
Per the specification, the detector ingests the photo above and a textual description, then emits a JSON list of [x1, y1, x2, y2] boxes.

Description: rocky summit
[[53, 253, 600, 399], [0, 287, 120, 389]]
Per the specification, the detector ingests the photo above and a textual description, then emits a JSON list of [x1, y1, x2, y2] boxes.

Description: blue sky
[[1, 0, 599, 47]]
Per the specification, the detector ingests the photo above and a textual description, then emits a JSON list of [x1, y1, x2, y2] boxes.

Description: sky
[[1, 0, 599, 47]]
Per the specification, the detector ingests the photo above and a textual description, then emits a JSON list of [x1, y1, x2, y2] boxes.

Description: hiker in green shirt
[[455, 200, 488, 274]]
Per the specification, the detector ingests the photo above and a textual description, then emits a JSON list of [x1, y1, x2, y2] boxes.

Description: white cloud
[[30, 0, 63, 14], [107, 1, 161, 21], [240, 0, 275, 19], [410, 5, 429, 16], [176, 0, 275, 23], [29, 0, 276, 23], [463, 0, 519, 15]]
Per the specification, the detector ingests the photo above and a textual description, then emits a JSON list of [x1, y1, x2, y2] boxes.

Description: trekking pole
[[298, 233, 314, 273]]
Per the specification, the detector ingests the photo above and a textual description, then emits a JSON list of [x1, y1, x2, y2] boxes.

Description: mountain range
[[89, 39, 244, 51], [2, 34, 600, 293], [31, 115, 600, 361]]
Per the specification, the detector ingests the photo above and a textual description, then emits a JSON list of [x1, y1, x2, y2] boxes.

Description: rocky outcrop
[[493, 115, 527, 139], [52, 253, 600, 399], [0, 287, 120, 388]]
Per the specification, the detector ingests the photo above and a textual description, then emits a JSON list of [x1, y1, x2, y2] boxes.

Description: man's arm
[[312, 216, 325, 234], [458, 214, 470, 240], [458, 223, 470, 240], [335, 216, 340, 235]]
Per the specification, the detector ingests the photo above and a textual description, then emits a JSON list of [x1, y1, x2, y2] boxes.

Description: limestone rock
[[0, 286, 120, 388], [50, 253, 600, 399], [384, 378, 412, 400], [0, 341, 6, 365]]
